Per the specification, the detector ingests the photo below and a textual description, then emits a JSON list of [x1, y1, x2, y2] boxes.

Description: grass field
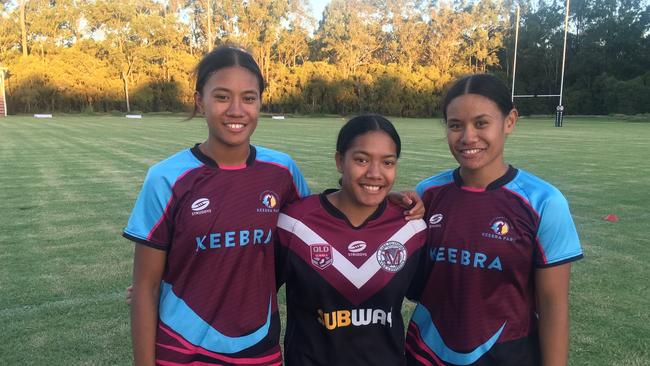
[[1, 114, 649, 365]]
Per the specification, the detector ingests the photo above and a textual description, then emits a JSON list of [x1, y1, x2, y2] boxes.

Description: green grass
[[1, 115, 648, 365]]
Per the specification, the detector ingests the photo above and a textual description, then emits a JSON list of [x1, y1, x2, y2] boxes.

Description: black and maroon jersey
[[276, 191, 427, 366], [123, 144, 309, 366], [406, 167, 583, 366]]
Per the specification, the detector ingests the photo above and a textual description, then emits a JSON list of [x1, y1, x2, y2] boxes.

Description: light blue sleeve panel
[[255, 145, 311, 199], [416, 170, 454, 197], [506, 170, 583, 267], [123, 149, 203, 247]]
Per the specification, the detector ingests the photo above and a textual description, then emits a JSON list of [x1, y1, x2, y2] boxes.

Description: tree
[[1, 0, 647, 116], [19, 0, 27, 56], [23, 0, 83, 59], [464, 0, 508, 73], [223, 0, 312, 108], [275, 25, 310, 67], [422, 2, 472, 80], [376, 0, 427, 69], [0, 4, 20, 60], [86, 0, 165, 112], [316, 0, 384, 77]]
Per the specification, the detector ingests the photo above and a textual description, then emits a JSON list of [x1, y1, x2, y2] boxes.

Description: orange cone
[[603, 214, 619, 222]]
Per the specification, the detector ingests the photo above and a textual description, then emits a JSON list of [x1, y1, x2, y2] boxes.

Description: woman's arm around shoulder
[[388, 190, 425, 220]]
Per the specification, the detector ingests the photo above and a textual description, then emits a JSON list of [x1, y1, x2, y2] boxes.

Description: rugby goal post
[[511, 0, 571, 127], [0, 67, 7, 117]]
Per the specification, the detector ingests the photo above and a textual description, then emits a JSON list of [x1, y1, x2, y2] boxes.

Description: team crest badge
[[257, 191, 280, 213], [482, 217, 515, 242], [491, 219, 510, 235], [376, 241, 407, 272], [310, 243, 333, 269], [260, 190, 279, 209]]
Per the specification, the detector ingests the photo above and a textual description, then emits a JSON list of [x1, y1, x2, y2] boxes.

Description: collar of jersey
[[319, 188, 388, 230], [452, 165, 518, 191], [190, 143, 257, 169]]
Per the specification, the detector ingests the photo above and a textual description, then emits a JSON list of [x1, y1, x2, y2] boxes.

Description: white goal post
[[511, 0, 571, 127]]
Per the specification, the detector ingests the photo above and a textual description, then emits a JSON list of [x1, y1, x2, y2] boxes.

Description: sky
[[310, 0, 330, 21]]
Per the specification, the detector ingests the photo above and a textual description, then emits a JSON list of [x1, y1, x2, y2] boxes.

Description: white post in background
[[511, 5, 520, 103], [0, 68, 7, 117], [556, 0, 571, 127]]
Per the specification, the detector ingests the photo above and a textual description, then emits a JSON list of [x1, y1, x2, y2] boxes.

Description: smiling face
[[445, 93, 517, 185], [195, 66, 261, 150], [336, 130, 398, 209]]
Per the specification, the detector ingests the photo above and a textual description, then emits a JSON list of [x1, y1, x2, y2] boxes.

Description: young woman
[[123, 47, 421, 365], [276, 115, 428, 366], [123, 46, 310, 366], [405, 74, 583, 366]]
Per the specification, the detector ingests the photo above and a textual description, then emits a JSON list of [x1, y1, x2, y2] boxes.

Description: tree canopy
[[1, 0, 648, 116]]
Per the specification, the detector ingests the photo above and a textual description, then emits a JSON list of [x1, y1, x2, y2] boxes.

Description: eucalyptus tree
[[86, 0, 168, 112], [0, 3, 20, 60], [316, 0, 384, 78], [375, 0, 428, 70]]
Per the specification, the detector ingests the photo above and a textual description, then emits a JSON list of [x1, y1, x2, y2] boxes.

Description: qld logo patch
[[310, 243, 333, 269], [191, 198, 211, 216], [257, 190, 280, 213], [376, 241, 407, 272]]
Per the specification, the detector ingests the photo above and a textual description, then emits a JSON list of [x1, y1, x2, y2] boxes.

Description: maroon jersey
[[406, 167, 582, 366], [276, 191, 427, 366], [123, 144, 309, 365]]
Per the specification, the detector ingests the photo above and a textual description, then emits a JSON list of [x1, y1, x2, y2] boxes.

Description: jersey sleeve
[[534, 192, 583, 267], [122, 167, 175, 251], [415, 180, 427, 197], [255, 146, 310, 205], [285, 158, 310, 204]]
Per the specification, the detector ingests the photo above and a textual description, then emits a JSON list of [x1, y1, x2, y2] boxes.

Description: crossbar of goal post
[[513, 95, 561, 98]]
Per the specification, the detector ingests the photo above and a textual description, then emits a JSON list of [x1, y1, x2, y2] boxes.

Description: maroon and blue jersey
[[276, 191, 427, 366], [406, 166, 582, 366], [123, 144, 309, 366]]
